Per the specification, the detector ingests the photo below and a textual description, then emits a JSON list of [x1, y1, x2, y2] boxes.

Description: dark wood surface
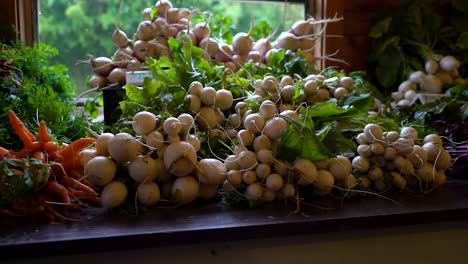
[[1, 179, 468, 260]]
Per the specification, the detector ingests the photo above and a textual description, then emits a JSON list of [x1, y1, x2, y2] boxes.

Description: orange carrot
[[59, 173, 98, 196], [44, 181, 70, 204], [38, 120, 53, 143], [8, 110, 36, 145], [57, 138, 95, 162], [44, 141, 59, 153], [0, 147, 10, 160], [31, 151, 46, 161], [12, 142, 43, 159]]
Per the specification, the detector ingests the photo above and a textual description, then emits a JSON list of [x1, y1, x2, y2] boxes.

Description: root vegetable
[[90, 56, 115, 77], [187, 94, 201, 112], [328, 156, 352, 182], [253, 134, 272, 151], [259, 100, 277, 120], [266, 173, 283, 191], [227, 170, 242, 185], [137, 182, 161, 206], [146, 131, 165, 149], [112, 29, 130, 48], [439, 55, 460, 72], [128, 155, 161, 183], [95, 133, 114, 156], [425, 60, 439, 74], [198, 184, 218, 200], [313, 170, 334, 196], [245, 183, 264, 199], [136, 21, 157, 41], [225, 155, 240, 171], [423, 134, 442, 145], [256, 163, 272, 179], [238, 150, 258, 170], [263, 117, 287, 140], [237, 129, 254, 146], [86, 156, 117, 186], [177, 113, 194, 132], [215, 89, 234, 110], [256, 149, 275, 164], [367, 167, 383, 181], [200, 86, 217, 105], [89, 74, 108, 88], [193, 22, 211, 44], [421, 74, 442, 94], [132, 111, 157, 135], [295, 159, 317, 185], [363, 123, 383, 143], [101, 181, 128, 209], [357, 144, 372, 158], [108, 68, 126, 85], [197, 158, 227, 185], [163, 141, 197, 177], [197, 106, 218, 130], [171, 176, 199, 204], [242, 170, 257, 184], [243, 113, 265, 134], [352, 156, 370, 173], [163, 117, 182, 136], [108, 133, 143, 163]]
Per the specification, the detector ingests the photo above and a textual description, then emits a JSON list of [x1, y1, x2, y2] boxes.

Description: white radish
[[363, 123, 383, 143], [243, 113, 265, 134], [237, 150, 258, 170], [136, 21, 157, 41], [232, 18, 254, 57], [197, 106, 218, 130], [352, 156, 370, 173], [197, 158, 227, 185], [132, 111, 157, 135], [163, 141, 197, 177], [108, 133, 143, 163], [163, 117, 182, 136], [128, 155, 161, 183], [313, 170, 334, 196], [200, 86, 216, 105], [328, 156, 352, 182], [90, 56, 115, 77], [171, 176, 199, 204], [439, 55, 460, 72], [95, 133, 114, 156], [242, 171, 257, 184], [263, 117, 287, 140], [86, 156, 117, 186], [256, 163, 272, 179], [215, 89, 234, 110], [265, 173, 284, 191], [137, 182, 161, 206], [245, 183, 264, 199], [295, 159, 317, 185], [101, 181, 128, 209]]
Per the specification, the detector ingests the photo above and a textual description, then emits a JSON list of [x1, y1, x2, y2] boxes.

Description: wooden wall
[[320, 0, 400, 72]]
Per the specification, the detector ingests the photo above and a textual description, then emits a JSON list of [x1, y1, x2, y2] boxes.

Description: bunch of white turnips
[[391, 55, 466, 107]]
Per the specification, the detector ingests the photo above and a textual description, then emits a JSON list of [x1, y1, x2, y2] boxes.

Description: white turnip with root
[[266, 173, 283, 191], [126, 59, 142, 71], [163, 141, 197, 177], [89, 75, 107, 88], [256, 149, 275, 164], [95, 133, 114, 156], [198, 184, 218, 200], [398, 80, 416, 93], [197, 106, 218, 130], [185, 134, 201, 152], [227, 170, 242, 185], [263, 117, 287, 140], [132, 40, 150, 61], [245, 183, 264, 199], [313, 170, 334, 196], [352, 156, 370, 173], [357, 144, 372, 158], [433, 150, 452, 170], [237, 129, 254, 146], [439, 55, 460, 72], [137, 182, 161, 206], [253, 134, 272, 151], [232, 17, 254, 57], [132, 111, 157, 135], [146, 131, 165, 149], [89, 56, 115, 77], [237, 150, 258, 170], [215, 89, 234, 110], [86, 156, 117, 186], [107, 68, 126, 85], [128, 155, 161, 183], [295, 159, 317, 185], [108, 133, 143, 163], [367, 167, 383, 181], [243, 113, 265, 134], [423, 134, 443, 145], [186, 94, 201, 113], [199, 38, 220, 57], [328, 156, 352, 182], [155, 0, 173, 17], [136, 21, 157, 41], [197, 158, 227, 185], [391, 172, 407, 190], [409, 71, 426, 84], [171, 176, 199, 204], [163, 117, 182, 136], [363, 123, 383, 143], [384, 131, 400, 143], [216, 43, 233, 63], [371, 142, 385, 155], [79, 149, 98, 168], [425, 60, 439, 74], [193, 21, 211, 44], [242, 171, 257, 184], [255, 163, 272, 179], [259, 100, 277, 120], [333, 87, 348, 99], [200, 86, 216, 105], [407, 146, 427, 168], [225, 155, 240, 171], [421, 74, 442, 94], [101, 181, 128, 209]]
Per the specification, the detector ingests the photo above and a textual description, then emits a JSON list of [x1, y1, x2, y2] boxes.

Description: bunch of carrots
[[0, 110, 100, 222]]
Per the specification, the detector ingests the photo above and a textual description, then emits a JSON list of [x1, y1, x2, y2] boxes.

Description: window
[[31, 0, 309, 94]]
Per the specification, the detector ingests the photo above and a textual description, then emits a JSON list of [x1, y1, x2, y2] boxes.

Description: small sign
[[125, 71, 153, 85]]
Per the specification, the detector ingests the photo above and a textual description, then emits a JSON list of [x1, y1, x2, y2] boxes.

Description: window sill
[[1, 179, 468, 260]]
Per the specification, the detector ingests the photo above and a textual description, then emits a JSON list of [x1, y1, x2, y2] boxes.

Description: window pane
[[38, 0, 305, 95]]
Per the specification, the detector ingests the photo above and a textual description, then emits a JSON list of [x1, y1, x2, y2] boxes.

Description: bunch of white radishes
[[391, 55, 466, 107], [352, 124, 451, 192], [87, 0, 335, 89]]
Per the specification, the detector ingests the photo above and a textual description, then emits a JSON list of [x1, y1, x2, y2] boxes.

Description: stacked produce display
[[0, 0, 466, 222]]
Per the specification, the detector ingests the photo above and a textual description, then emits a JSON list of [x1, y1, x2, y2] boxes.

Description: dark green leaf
[[369, 16, 392, 38]]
